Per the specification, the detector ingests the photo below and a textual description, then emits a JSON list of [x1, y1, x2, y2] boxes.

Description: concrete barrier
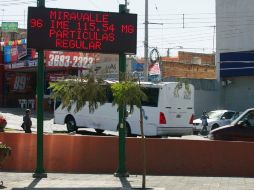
[[1, 132, 254, 176]]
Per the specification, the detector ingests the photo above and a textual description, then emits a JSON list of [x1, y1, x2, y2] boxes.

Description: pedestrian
[[199, 111, 209, 136], [21, 109, 32, 133]]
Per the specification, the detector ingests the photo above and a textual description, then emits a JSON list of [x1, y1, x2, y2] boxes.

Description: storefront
[[0, 40, 121, 110], [2, 49, 100, 110]]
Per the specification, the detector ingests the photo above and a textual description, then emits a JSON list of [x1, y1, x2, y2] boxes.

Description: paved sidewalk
[[0, 172, 254, 190]]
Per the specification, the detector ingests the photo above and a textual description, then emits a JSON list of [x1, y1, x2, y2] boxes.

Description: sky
[[0, 0, 215, 57]]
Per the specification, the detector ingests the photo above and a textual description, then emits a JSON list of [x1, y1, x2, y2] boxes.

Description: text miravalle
[[48, 10, 116, 51]]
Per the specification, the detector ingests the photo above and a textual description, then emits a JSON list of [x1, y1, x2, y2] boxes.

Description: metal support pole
[[114, 4, 129, 178], [33, 0, 47, 178], [144, 0, 149, 81]]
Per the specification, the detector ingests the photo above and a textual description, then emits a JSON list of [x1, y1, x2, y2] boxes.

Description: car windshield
[[207, 111, 224, 119], [230, 112, 241, 121]]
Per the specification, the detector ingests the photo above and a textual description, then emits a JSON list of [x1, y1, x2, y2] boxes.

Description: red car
[[208, 108, 254, 142]]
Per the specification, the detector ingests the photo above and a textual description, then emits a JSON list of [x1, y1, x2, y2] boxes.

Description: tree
[[111, 73, 148, 188], [111, 80, 147, 115], [49, 71, 108, 113], [49, 71, 148, 187]]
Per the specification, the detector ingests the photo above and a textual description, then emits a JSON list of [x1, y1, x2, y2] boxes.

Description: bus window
[[55, 98, 62, 110], [105, 86, 113, 103], [141, 87, 159, 107]]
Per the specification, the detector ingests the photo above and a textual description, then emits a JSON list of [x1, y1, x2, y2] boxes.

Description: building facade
[[216, 0, 254, 111], [161, 51, 216, 79]]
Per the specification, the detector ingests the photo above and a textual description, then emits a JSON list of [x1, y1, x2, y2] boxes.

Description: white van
[[54, 82, 194, 136]]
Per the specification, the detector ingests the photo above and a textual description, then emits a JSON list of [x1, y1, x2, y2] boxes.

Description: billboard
[[44, 51, 98, 69], [220, 51, 254, 77], [3, 46, 18, 63], [27, 7, 137, 54]]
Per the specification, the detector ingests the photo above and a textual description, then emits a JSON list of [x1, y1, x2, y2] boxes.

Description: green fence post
[[33, 0, 47, 178], [114, 4, 129, 177]]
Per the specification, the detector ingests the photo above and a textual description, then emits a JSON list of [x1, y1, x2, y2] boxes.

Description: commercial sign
[[18, 44, 27, 59], [5, 73, 33, 93], [1, 22, 18, 32], [27, 7, 137, 54], [44, 51, 98, 69], [4, 45, 18, 63], [4, 60, 37, 70], [220, 51, 254, 77]]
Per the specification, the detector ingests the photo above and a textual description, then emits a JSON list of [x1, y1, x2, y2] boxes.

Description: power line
[[0, 0, 57, 6]]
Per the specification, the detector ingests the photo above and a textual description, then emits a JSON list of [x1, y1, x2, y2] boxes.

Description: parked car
[[208, 108, 254, 142], [0, 114, 7, 132], [193, 110, 239, 134]]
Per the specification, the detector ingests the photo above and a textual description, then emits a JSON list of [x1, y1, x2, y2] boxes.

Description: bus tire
[[117, 122, 131, 137], [125, 123, 131, 137], [66, 115, 77, 132], [95, 129, 104, 134]]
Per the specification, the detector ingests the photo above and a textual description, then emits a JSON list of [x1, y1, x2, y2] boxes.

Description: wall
[[162, 62, 215, 79], [161, 51, 215, 80], [222, 76, 254, 111], [163, 77, 219, 116], [178, 51, 215, 65], [216, 0, 254, 54], [216, 0, 254, 110], [195, 89, 219, 117], [1, 132, 254, 177]]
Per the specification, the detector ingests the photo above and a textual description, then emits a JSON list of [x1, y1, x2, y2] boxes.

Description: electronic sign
[[27, 7, 137, 54]]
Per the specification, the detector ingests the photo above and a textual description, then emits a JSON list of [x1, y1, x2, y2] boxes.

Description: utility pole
[[144, 0, 149, 81], [33, 0, 47, 178], [114, 2, 129, 178]]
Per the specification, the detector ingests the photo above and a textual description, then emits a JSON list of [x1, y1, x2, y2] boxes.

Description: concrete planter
[[0, 144, 11, 163], [1, 132, 254, 177]]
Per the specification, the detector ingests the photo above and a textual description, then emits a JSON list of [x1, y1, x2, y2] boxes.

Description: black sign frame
[[27, 7, 137, 54]]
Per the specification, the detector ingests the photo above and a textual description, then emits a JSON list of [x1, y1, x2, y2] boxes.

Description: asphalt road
[[0, 107, 207, 140]]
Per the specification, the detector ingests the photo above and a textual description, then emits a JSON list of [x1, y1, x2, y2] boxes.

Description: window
[[105, 86, 113, 103], [141, 87, 159, 107], [55, 97, 62, 110], [239, 111, 254, 127], [222, 112, 236, 119]]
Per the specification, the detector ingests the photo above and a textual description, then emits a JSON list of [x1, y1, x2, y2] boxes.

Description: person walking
[[200, 111, 209, 136], [22, 109, 32, 133]]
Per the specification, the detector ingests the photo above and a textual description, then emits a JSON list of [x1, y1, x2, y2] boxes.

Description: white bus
[[54, 82, 194, 136]]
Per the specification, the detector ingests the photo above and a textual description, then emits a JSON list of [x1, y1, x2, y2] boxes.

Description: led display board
[[27, 7, 137, 54]]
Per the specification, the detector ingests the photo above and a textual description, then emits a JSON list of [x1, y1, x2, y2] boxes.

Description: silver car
[[193, 110, 239, 134]]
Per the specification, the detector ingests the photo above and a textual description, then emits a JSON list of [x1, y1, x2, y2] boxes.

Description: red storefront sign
[[5, 73, 33, 93], [47, 73, 67, 82], [44, 51, 99, 69]]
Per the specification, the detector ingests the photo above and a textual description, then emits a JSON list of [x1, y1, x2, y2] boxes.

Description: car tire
[[66, 116, 77, 133], [211, 124, 219, 130]]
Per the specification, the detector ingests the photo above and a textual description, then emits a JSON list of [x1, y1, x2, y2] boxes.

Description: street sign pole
[[33, 0, 47, 178], [114, 4, 129, 178]]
